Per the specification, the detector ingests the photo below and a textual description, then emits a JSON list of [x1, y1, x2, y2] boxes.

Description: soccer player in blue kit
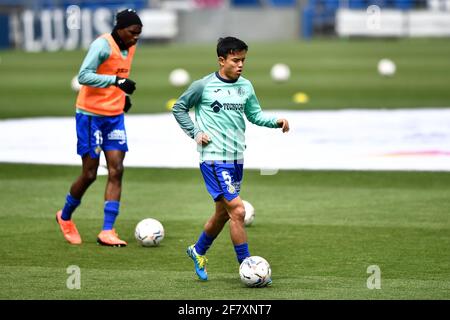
[[172, 37, 290, 282]]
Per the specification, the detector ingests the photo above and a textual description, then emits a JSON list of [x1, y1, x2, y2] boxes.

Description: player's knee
[[231, 205, 245, 222], [108, 164, 124, 180], [83, 169, 97, 183]]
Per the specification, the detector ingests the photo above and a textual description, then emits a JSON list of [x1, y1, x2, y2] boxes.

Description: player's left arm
[[276, 118, 290, 133], [244, 85, 289, 133]]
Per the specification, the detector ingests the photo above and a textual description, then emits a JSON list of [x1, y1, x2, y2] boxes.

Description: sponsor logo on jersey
[[210, 100, 223, 113], [210, 100, 244, 113], [107, 129, 126, 144], [223, 103, 244, 112], [116, 68, 129, 74]]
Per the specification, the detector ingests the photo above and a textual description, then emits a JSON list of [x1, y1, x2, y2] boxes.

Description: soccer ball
[[377, 58, 396, 77], [134, 218, 165, 247], [242, 200, 255, 227], [239, 256, 272, 288], [169, 68, 190, 87], [70, 75, 81, 91], [270, 63, 290, 82]]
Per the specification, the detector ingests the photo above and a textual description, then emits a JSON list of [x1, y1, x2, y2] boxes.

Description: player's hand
[[115, 77, 136, 95], [195, 132, 211, 146], [277, 119, 290, 133], [124, 95, 132, 113]]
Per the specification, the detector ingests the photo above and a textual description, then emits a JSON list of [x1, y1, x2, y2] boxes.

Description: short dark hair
[[216, 37, 248, 58]]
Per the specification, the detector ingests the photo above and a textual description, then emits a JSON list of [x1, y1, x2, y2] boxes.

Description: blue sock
[[102, 201, 120, 230], [194, 231, 215, 255], [61, 193, 81, 221], [234, 243, 250, 264]]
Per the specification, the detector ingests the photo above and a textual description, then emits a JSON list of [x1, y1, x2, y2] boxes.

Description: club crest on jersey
[[236, 87, 246, 97], [210, 100, 223, 113], [227, 184, 236, 194]]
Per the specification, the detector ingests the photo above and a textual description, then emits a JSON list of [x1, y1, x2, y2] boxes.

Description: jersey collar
[[215, 71, 239, 83]]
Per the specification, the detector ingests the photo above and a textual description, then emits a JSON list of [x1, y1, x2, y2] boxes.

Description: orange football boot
[[56, 210, 82, 244], [97, 229, 127, 247]]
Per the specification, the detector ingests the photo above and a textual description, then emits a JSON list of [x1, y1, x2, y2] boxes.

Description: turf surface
[[1, 38, 450, 118], [1, 38, 449, 300], [0, 164, 449, 299]]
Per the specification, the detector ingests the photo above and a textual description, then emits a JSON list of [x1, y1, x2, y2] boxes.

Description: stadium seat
[[0, 14, 9, 48], [324, 0, 340, 9], [230, 0, 262, 6], [394, 0, 414, 9], [266, 0, 297, 6], [368, 0, 387, 7], [349, 0, 367, 8], [61, 0, 147, 10]]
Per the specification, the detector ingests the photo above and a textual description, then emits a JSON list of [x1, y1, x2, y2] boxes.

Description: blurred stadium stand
[[303, 0, 418, 38], [0, 0, 148, 9], [302, 0, 450, 38], [231, 0, 297, 6], [1, 0, 450, 49]]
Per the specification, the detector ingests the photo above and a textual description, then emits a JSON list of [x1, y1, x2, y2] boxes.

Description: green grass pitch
[[0, 39, 449, 300], [1, 38, 450, 118], [0, 164, 449, 299]]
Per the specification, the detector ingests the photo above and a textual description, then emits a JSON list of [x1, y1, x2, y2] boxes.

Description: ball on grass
[[169, 68, 190, 87], [377, 59, 396, 77], [270, 63, 290, 83]]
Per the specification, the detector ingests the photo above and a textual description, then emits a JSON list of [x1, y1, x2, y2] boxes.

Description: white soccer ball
[[239, 256, 272, 288], [270, 63, 290, 82], [135, 218, 165, 247], [169, 68, 190, 87], [70, 75, 81, 91], [243, 200, 255, 227], [377, 58, 396, 77]]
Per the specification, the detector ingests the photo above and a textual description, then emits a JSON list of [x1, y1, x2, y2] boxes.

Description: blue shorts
[[200, 160, 244, 202], [76, 113, 128, 159]]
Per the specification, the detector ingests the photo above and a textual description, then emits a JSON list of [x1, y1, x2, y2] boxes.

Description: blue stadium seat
[[0, 0, 146, 9], [394, 0, 413, 9], [368, 0, 388, 7], [0, 0, 29, 4], [0, 0, 148, 9], [266, 0, 297, 6], [61, 0, 147, 10], [302, 5, 314, 39], [324, 0, 340, 9], [230, 0, 261, 6], [349, 0, 367, 8], [0, 14, 9, 48]]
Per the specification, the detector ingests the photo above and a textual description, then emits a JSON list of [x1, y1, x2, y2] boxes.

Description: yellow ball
[[293, 92, 309, 104], [166, 98, 177, 110]]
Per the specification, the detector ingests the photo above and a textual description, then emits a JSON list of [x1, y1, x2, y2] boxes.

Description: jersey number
[[222, 171, 232, 185]]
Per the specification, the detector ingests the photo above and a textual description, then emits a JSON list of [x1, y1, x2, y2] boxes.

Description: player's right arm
[[172, 80, 210, 144], [77, 38, 116, 88]]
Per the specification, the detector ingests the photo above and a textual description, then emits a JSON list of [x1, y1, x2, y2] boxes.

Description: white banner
[[14, 8, 177, 52], [336, 9, 450, 37], [1, 109, 450, 171]]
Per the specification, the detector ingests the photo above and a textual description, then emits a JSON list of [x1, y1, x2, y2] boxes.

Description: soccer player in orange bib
[[56, 9, 142, 247]]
